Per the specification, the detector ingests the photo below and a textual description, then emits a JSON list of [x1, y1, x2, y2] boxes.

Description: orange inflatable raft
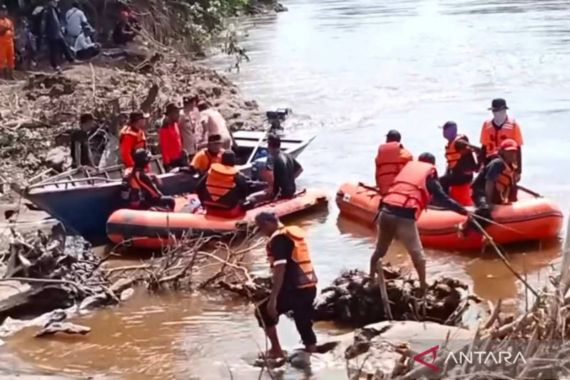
[[107, 189, 328, 249], [336, 182, 563, 250]]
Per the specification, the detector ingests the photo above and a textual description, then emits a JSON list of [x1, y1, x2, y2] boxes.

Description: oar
[[517, 185, 542, 198], [245, 131, 267, 165], [470, 214, 523, 235], [470, 218, 539, 298], [357, 182, 380, 193]]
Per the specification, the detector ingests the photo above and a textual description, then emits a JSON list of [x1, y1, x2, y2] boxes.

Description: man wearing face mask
[[479, 98, 523, 176], [438, 121, 478, 206]]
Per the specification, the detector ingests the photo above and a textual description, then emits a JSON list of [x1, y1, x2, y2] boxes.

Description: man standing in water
[[369, 153, 469, 292], [254, 212, 318, 359], [479, 98, 523, 175]]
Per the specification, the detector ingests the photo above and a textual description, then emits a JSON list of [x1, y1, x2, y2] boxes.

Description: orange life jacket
[[203, 163, 238, 209], [375, 142, 410, 195], [267, 225, 318, 289], [382, 161, 436, 220], [480, 118, 520, 157], [445, 134, 470, 170], [0, 17, 14, 43], [495, 160, 516, 204], [119, 125, 147, 148]]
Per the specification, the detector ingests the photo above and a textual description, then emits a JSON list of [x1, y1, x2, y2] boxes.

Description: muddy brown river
[[5, 0, 570, 378]]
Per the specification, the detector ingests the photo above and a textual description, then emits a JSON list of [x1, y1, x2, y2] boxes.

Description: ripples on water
[[7, 0, 570, 378]]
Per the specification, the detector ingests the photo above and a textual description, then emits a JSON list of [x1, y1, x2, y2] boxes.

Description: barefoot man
[[254, 211, 318, 359]]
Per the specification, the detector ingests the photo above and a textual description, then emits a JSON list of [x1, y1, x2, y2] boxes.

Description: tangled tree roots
[[314, 268, 479, 326], [218, 267, 481, 327]]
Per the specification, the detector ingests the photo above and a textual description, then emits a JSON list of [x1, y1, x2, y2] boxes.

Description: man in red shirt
[[119, 111, 149, 168], [159, 103, 186, 171]]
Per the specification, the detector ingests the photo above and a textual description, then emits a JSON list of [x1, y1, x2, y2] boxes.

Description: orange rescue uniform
[[0, 16, 15, 69], [374, 142, 413, 195], [480, 118, 523, 158], [382, 161, 437, 220], [191, 148, 223, 173], [119, 125, 147, 168]]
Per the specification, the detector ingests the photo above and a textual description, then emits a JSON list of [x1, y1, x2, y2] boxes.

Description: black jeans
[[164, 156, 188, 172], [47, 38, 74, 69], [143, 196, 175, 211], [255, 286, 317, 346]]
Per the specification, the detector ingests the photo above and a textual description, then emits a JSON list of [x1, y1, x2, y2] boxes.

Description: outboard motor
[[266, 108, 291, 135]]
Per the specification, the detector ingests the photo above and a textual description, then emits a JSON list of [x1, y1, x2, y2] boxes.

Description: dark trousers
[[76, 46, 100, 61], [47, 38, 74, 69], [164, 156, 188, 172], [256, 286, 317, 346], [143, 196, 175, 211]]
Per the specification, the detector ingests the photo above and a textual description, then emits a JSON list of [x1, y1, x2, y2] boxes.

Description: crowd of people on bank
[[0, 0, 140, 77]]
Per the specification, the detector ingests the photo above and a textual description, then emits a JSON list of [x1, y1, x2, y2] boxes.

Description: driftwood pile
[[217, 267, 480, 327], [314, 269, 478, 326], [0, 224, 119, 324]]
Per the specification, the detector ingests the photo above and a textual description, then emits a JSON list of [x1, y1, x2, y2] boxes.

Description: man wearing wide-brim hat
[[479, 98, 523, 175]]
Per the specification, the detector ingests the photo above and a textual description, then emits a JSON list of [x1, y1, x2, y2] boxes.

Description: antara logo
[[412, 345, 527, 372]]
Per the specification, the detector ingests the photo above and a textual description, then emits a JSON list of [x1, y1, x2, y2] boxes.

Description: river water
[[5, 0, 570, 378]]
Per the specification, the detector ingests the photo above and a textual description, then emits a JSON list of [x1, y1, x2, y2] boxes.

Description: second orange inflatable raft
[[336, 182, 563, 250], [107, 189, 328, 249]]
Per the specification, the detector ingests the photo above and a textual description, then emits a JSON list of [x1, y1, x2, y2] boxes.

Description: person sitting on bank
[[124, 148, 175, 211], [254, 211, 318, 359], [112, 10, 139, 45], [196, 151, 252, 218], [369, 153, 469, 292], [72, 22, 100, 61], [69, 113, 96, 168], [479, 98, 523, 173], [159, 103, 186, 171], [465, 139, 520, 232], [438, 121, 478, 206], [375, 129, 413, 195], [190, 134, 224, 174], [119, 111, 149, 169]]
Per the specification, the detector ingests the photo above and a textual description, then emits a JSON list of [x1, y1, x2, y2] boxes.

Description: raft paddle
[[470, 218, 539, 298], [517, 185, 542, 198]]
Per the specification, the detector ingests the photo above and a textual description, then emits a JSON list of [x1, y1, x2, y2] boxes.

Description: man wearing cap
[[439, 121, 478, 205], [198, 101, 232, 150], [180, 96, 200, 160], [254, 212, 318, 359], [190, 134, 224, 173], [374, 129, 413, 195], [119, 111, 149, 168], [467, 139, 520, 231], [69, 113, 97, 168], [370, 153, 469, 292], [0, 4, 15, 80], [159, 103, 186, 171], [480, 98, 523, 174]]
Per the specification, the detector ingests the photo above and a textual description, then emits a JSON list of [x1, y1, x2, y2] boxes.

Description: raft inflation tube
[[107, 189, 328, 249], [336, 182, 563, 251]]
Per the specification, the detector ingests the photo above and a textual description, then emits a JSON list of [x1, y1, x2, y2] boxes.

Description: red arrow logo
[[413, 345, 440, 372]]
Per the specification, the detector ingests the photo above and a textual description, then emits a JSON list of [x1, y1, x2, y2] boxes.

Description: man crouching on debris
[[254, 211, 318, 359], [369, 153, 470, 293]]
